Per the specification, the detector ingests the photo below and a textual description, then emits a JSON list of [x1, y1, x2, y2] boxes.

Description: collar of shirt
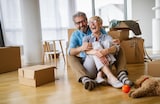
[[91, 33, 104, 41]]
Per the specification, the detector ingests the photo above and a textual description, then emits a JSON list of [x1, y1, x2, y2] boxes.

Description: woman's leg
[[101, 66, 123, 88], [83, 55, 107, 85], [83, 55, 98, 79], [95, 71, 107, 85], [92, 55, 123, 88]]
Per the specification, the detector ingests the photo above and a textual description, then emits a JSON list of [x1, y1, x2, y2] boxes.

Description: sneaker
[[108, 79, 123, 88]]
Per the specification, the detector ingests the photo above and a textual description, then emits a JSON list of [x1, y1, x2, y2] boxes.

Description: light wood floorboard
[[0, 55, 160, 104]]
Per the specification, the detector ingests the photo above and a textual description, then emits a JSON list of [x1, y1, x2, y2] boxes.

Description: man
[[68, 11, 133, 91]]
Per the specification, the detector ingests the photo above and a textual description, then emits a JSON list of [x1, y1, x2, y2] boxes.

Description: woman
[[82, 16, 123, 88]]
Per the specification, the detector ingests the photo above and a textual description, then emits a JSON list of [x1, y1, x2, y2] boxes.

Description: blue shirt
[[68, 26, 107, 58]]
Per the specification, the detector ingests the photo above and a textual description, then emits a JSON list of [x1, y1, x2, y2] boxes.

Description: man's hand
[[112, 39, 120, 45], [80, 42, 92, 51]]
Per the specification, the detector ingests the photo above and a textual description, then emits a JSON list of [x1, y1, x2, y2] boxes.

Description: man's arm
[[69, 47, 82, 56], [69, 42, 92, 56]]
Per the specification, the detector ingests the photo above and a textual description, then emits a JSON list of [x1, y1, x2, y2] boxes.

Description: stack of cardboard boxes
[[109, 20, 160, 77], [108, 20, 143, 64]]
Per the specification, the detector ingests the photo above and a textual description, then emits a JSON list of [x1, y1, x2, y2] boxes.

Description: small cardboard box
[[108, 30, 129, 42], [18, 65, 55, 87], [0, 46, 21, 74], [147, 60, 160, 77]]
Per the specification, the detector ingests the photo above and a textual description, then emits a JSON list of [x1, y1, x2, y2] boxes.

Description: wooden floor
[[0, 56, 160, 104]]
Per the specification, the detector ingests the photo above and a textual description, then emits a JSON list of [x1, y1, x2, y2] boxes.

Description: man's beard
[[79, 26, 88, 33]]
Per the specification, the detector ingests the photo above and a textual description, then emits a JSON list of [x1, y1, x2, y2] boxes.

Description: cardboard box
[[18, 65, 55, 87], [110, 21, 141, 35], [147, 60, 160, 77], [120, 37, 144, 64], [112, 21, 129, 29], [0, 46, 21, 74], [108, 30, 129, 42]]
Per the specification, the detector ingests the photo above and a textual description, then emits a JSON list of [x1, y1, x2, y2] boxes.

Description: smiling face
[[89, 16, 103, 35], [73, 12, 88, 33], [74, 16, 88, 32]]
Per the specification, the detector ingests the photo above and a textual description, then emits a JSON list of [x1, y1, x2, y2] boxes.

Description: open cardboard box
[[18, 65, 55, 87], [108, 29, 129, 42], [110, 20, 141, 35]]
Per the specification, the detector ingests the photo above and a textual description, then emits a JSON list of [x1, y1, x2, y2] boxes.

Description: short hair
[[89, 16, 103, 24], [72, 11, 87, 22]]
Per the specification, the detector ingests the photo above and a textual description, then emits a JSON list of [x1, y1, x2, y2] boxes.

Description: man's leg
[[114, 47, 134, 86], [68, 55, 97, 91]]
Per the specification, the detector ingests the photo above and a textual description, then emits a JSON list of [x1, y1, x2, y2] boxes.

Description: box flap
[[19, 65, 55, 79], [109, 20, 141, 35]]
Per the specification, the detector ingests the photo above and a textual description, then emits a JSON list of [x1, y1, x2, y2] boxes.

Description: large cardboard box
[[108, 30, 129, 42], [147, 60, 160, 77], [0, 46, 21, 74], [18, 65, 55, 87], [120, 37, 144, 64]]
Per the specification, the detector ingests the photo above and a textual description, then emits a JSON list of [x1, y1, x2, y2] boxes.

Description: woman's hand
[[94, 50, 109, 65], [99, 49, 108, 56], [95, 50, 103, 57], [99, 56, 109, 65]]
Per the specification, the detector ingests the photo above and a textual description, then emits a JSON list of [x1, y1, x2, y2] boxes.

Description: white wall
[[127, 0, 155, 48]]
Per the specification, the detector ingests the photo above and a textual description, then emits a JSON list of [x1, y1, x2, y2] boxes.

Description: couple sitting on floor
[[68, 11, 133, 91]]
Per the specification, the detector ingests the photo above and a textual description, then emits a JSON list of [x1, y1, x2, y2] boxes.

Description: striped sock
[[81, 77, 97, 91], [117, 71, 133, 86]]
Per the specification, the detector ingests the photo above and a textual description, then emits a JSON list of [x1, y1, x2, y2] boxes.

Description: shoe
[[95, 77, 107, 86], [108, 79, 123, 88]]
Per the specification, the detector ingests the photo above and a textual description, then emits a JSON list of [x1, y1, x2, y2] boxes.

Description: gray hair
[[72, 11, 87, 22], [89, 16, 103, 24]]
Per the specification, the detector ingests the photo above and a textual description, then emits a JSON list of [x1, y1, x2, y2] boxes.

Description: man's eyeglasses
[[75, 19, 86, 25]]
